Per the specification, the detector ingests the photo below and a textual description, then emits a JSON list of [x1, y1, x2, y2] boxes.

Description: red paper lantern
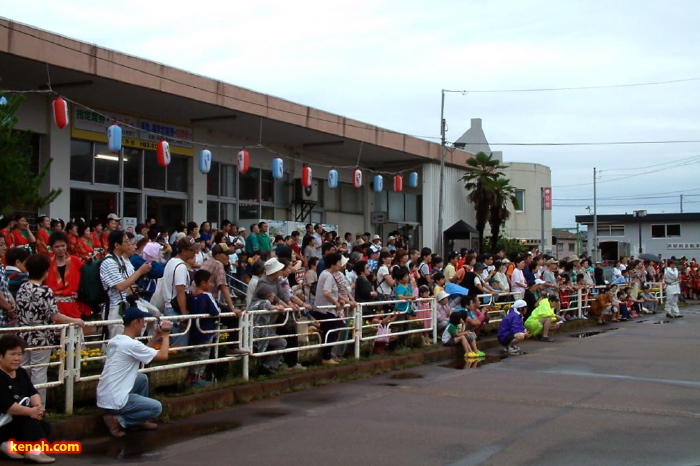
[[394, 175, 403, 192], [237, 149, 249, 174], [53, 97, 68, 129], [353, 169, 363, 188], [301, 166, 312, 187], [156, 140, 171, 167]]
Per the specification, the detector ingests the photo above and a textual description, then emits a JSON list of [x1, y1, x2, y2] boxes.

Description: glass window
[[405, 193, 418, 222], [667, 224, 681, 237], [220, 202, 236, 223], [260, 169, 274, 203], [70, 140, 92, 182], [207, 161, 220, 196], [239, 203, 259, 219], [221, 164, 236, 198], [375, 190, 388, 212], [168, 155, 188, 192], [568, 243, 575, 251], [144, 150, 166, 190], [239, 170, 259, 202], [207, 201, 219, 225], [388, 191, 405, 222], [597, 225, 624, 237], [275, 179, 288, 207], [261, 206, 275, 219], [94, 143, 120, 185], [123, 148, 141, 189], [339, 183, 361, 214], [514, 189, 525, 212], [123, 192, 140, 218]]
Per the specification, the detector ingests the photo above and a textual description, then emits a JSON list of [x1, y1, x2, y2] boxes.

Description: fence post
[[241, 312, 250, 381], [64, 326, 75, 415], [354, 305, 362, 359], [577, 288, 583, 318], [431, 298, 437, 344]]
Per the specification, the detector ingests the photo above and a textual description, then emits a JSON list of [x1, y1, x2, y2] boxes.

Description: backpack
[[78, 255, 118, 306]]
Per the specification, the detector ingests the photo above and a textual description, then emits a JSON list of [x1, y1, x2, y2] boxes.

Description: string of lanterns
[[48, 95, 419, 192]]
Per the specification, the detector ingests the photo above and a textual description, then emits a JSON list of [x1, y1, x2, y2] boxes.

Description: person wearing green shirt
[[524, 294, 561, 342], [257, 222, 271, 252]]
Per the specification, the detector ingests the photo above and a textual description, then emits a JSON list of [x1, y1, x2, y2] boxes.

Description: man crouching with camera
[[96, 307, 173, 437]]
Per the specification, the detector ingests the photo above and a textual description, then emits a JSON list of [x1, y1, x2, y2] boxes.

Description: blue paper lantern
[[272, 157, 284, 179], [328, 169, 338, 188], [199, 148, 212, 174], [373, 175, 383, 192], [408, 172, 418, 188], [0, 96, 7, 106], [107, 124, 122, 152]]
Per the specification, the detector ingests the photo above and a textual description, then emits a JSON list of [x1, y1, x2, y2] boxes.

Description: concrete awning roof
[[0, 18, 472, 170]]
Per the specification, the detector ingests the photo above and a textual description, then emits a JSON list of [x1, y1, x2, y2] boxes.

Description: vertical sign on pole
[[540, 187, 552, 254]]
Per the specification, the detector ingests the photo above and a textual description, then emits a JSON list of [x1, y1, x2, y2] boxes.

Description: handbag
[[0, 396, 31, 427], [375, 324, 391, 344], [169, 263, 192, 314]]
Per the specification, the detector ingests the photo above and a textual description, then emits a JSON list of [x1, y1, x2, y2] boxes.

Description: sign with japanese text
[[71, 105, 194, 156], [543, 187, 552, 211]]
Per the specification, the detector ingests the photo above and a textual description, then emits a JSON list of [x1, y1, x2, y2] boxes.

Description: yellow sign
[[70, 105, 194, 156]]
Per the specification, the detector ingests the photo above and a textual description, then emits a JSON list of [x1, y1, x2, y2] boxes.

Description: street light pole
[[437, 90, 446, 257], [634, 209, 647, 255]]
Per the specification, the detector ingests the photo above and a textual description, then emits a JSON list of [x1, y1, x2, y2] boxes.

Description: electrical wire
[[444, 77, 700, 93]]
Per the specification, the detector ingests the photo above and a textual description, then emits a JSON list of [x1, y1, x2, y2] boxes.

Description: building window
[[597, 225, 625, 237], [651, 224, 681, 238], [568, 243, 575, 252], [514, 189, 525, 212]]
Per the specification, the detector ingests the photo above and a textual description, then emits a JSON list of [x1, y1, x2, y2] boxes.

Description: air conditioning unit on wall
[[293, 179, 320, 202]]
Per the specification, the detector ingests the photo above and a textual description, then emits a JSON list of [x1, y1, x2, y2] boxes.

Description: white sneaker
[[507, 346, 520, 355], [1, 442, 23, 459]]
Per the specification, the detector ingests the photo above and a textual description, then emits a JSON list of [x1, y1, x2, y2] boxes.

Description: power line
[[486, 140, 700, 147], [553, 158, 700, 188], [445, 78, 700, 94]]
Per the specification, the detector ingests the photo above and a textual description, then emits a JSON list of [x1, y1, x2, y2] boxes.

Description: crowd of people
[[0, 212, 689, 458]]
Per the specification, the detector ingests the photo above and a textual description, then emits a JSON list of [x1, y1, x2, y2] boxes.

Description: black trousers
[[310, 311, 341, 360], [0, 416, 51, 443]]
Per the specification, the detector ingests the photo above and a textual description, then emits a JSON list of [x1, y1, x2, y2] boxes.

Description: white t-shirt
[[161, 258, 190, 303], [377, 265, 393, 295], [96, 335, 157, 410]]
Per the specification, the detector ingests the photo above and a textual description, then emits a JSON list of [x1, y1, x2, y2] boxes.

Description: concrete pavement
[[57, 307, 700, 465]]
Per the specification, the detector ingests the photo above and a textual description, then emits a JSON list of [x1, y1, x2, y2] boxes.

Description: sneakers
[[24, 451, 55, 464], [539, 336, 554, 342], [103, 414, 125, 438], [1, 441, 23, 459], [476, 351, 486, 357], [322, 358, 339, 365], [192, 380, 211, 388], [507, 346, 520, 355], [129, 421, 158, 431], [281, 363, 307, 371], [465, 352, 479, 359]]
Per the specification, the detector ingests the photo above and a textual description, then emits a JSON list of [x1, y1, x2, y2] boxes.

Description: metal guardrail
[[0, 285, 667, 414]]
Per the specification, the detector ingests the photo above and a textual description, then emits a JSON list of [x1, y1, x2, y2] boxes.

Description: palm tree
[[488, 178, 519, 252], [460, 152, 508, 253]]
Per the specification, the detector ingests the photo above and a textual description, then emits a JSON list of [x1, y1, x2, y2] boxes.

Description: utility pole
[[592, 167, 598, 262], [680, 194, 684, 213], [437, 90, 446, 257]]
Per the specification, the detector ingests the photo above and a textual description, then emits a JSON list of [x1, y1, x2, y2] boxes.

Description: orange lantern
[[394, 175, 403, 192], [301, 166, 312, 187], [237, 149, 249, 174], [156, 140, 171, 167]]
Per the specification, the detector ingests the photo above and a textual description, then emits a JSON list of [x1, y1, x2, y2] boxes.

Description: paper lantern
[[394, 175, 403, 193], [408, 172, 418, 188], [53, 97, 68, 129], [237, 149, 249, 174], [272, 158, 284, 179], [353, 169, 362, 188], [328, 169, 338, 188], [199, 148, 212, 174], [373, 175, 383, 192], [107, 124, 122, 152], [156, 140, 171, 167], [301, 166, 312, 187], [0, 96, 7, 106]]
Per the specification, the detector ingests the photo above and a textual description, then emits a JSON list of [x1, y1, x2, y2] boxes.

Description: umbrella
[[639, 253, 661, 263]]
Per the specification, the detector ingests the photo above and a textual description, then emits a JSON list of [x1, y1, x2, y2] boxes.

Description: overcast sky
[[2, 0, 699, 227]]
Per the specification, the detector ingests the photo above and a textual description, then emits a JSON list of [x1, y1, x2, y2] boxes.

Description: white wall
[[502, 162, 552, 250]]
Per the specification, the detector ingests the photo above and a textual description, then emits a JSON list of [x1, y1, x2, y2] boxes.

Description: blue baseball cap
[[123, 307, 151, 324]]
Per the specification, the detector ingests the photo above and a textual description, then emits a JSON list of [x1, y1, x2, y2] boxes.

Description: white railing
[[0, 286, 666, 414]]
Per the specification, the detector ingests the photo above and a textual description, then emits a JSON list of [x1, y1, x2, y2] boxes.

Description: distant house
[[575, 213, 700, 261], [552, 229, 579, 259]]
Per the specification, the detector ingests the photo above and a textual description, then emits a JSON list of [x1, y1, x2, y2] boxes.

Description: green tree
[[488, 177, 520, 252], [0, 92, 62, 216], [460, 152, 508, 253]]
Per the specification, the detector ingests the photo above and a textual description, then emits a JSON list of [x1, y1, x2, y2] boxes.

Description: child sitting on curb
[[442, 311, 484, 359]]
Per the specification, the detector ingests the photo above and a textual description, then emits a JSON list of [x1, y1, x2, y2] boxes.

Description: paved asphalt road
[[55, 307, 700, 465]]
